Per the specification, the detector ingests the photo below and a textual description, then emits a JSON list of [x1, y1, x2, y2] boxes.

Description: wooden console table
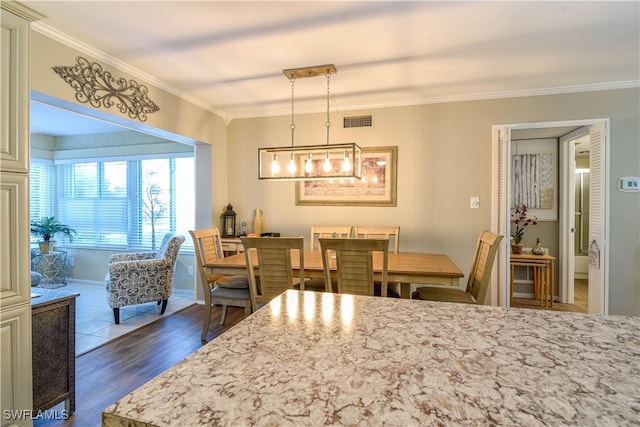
[[31, 288, 79, 414], [510, 253, 555, 307]]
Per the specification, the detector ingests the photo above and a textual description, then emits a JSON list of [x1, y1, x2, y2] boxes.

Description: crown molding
[[1, 1, 45, 21], [31, 22, 232, 125], [233, 80, 640, 120]]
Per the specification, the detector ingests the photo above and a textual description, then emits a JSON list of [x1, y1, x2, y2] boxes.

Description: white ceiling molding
[[32, 22, 232, 125]]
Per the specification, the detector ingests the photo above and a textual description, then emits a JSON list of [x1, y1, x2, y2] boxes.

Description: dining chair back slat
[[241, 237, 305, 311], [353, 226, 400, 253], [310, 226, 353, 251], [466, 231, 503, 303], [319, 238, 389, 297]]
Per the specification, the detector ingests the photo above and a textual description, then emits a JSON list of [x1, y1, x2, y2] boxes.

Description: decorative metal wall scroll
[[53, 56, 160, 122]]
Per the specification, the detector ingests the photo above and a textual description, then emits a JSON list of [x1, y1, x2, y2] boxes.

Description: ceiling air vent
[[343, 114, 373, 128]]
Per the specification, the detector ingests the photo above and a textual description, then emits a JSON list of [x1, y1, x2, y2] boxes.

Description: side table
[[32, 250, 68, 288], [510, 253, 556, 307]]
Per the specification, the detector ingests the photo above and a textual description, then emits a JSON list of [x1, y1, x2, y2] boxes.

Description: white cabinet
[[0, 3, 43, 425]]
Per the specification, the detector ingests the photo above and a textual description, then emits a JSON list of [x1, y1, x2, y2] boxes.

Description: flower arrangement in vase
[[511, 204, 537, 254]]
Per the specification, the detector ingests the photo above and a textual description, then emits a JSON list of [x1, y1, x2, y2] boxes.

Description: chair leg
[[219, 305, 228, 325], [113, 307, 120, 324], [160, 299, 168, 314], [201, 303, 212, 344]]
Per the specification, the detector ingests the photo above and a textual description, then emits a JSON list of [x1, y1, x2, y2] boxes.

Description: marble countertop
[[30, 287, 79, 307], [103, 290, 640, 426]]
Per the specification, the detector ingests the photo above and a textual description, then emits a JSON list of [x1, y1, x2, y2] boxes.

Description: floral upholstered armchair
[[106, 233, 185, 324]]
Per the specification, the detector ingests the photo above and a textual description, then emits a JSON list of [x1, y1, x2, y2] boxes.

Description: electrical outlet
[[188, 265, 194, 275], [470, 196, 480, 209]]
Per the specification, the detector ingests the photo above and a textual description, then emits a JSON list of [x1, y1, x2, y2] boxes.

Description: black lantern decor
[[221, 204, 237, 237]]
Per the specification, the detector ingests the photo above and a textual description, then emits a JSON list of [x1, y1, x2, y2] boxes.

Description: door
[[587, 122, 607, 314], [492, 126, 511, 307], [493, 119, 609, 314]]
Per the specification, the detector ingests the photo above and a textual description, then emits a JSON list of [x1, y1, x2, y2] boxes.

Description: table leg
[[510, 265, 515, 306], [543, 267, 548, 307], [400, 283, 410, 299], [549, 261, 556, 307], [532, 266, 539, 304]]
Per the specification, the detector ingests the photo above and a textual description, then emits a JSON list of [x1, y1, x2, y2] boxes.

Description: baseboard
[[67, 278, 104, 286]]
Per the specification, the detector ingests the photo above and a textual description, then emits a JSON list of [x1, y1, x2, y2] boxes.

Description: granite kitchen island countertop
[[103, 290, 640, 426]]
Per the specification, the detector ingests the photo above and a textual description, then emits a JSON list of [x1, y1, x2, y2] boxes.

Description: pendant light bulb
[[305, 153, 313, 173], [342, 150, 352, 172], [287, 153, 296, 174], [323, 152, 332, 172], [271, 154, 280, 175]]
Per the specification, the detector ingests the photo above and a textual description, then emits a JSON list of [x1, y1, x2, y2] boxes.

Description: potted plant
[[30, 216, 77, 254], [511, 204, 537, 254]]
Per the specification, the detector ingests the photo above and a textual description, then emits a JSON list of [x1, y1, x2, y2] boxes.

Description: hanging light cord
[[290, 75, 296, 148], [325, 69, 331, 145]]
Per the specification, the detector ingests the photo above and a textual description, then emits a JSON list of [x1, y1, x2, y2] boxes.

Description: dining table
[[206, 250, 465, 298], [102, 289, 640, 426]]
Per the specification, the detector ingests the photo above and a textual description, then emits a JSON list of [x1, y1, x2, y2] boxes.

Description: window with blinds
[[32, 154, 194, 251], [30, 160, 54, 242]]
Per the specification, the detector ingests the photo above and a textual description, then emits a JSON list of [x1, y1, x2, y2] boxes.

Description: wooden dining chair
[[307, 226, 353, 292], [353, 226, 400, 253], [319, 238, 389, 297], [310, 226, 353, 250], [190, 228, 251, 343], [354, 226, 401, 297], [240, 236, 305, 312], [412, 231, 503, 304]]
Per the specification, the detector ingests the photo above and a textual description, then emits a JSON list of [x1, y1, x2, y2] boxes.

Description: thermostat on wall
[[618, 177, 640, 192]]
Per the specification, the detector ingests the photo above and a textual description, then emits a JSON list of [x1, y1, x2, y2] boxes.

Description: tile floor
[[45, 281, 195, 356]]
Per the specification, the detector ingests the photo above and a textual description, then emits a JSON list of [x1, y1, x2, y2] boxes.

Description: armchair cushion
[[109, 252, 157, 263]]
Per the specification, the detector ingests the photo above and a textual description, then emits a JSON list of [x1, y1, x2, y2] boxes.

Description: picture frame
[[510, 139, 557, 221], [295, 146, 397, 206]]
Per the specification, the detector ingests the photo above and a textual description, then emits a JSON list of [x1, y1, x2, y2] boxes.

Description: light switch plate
[[470, 196, 480, 209]]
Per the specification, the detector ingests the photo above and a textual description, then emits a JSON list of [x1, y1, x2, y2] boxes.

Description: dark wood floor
[[34, 304, 245, 427], [511, 279, 588, 313]]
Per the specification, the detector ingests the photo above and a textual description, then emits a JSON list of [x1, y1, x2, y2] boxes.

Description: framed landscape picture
[[295, 146, 397, 206]]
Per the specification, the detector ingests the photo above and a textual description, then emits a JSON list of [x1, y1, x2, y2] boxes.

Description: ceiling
[[24, 1, 639, 135]]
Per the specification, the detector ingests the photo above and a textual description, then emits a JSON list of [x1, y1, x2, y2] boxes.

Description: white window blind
[[54, 155, 194, 251], [30, 159, 54, 242]]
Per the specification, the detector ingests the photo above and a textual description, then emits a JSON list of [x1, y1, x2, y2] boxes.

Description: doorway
[[491, 119, 609, 315]]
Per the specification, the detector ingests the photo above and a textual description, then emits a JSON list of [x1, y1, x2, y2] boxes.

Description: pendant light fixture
[[258, 64, 362, 181]]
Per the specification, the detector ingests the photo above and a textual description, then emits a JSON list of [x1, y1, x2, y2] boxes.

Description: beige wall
[[29, 30, 639, 315], [228, 89, 640, 316]]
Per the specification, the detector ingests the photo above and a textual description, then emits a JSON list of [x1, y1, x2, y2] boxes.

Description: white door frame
[[492, 119, 609, 314], [559, 126, 590, 304]]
